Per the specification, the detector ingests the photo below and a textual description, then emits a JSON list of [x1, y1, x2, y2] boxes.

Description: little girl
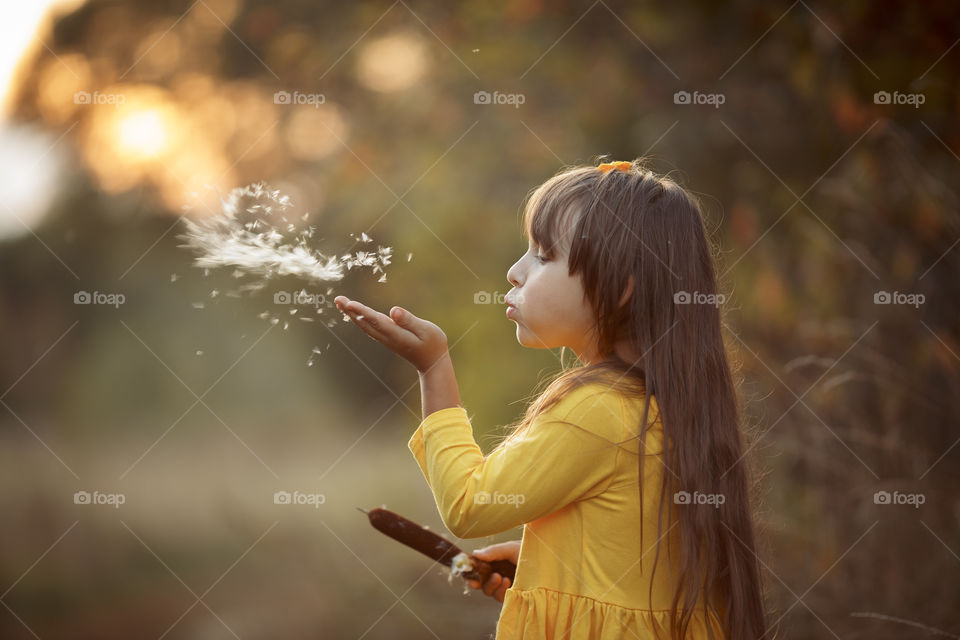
[[334, 158, 770, 640]]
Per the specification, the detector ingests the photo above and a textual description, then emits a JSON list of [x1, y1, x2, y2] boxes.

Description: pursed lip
[[505, 292, 521, 318]]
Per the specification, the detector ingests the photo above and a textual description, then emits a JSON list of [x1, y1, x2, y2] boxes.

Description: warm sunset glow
[[81, 84, 234, 211], [115, 108, 170, 160], [0, 0, 87, 119]]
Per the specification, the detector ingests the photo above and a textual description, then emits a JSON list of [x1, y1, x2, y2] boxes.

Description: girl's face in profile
[[505, 236, 598, 361]]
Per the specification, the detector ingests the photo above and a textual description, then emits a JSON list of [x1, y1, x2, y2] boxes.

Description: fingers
[[467, 543, 520, 601], [482, 573, 501, 597], [472, 542, 518, 562], [335, 297, 396, 338], [483, 573, 509, 599], [467, 570, 512, 603], [496, 577, 512, 602], [466, 572, 499, 594], [483, 574, 510, 602]]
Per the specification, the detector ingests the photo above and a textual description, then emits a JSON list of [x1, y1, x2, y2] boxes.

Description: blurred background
[[1, 0, 958, 638]]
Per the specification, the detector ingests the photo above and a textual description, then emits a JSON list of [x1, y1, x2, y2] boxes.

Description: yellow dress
[[407, 381, 728, 639]]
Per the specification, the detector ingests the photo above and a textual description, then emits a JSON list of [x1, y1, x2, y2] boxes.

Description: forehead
[[527, 202, 580, 253]]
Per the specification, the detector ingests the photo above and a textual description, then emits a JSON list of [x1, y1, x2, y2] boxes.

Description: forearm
[[418, 352, 462, 419]]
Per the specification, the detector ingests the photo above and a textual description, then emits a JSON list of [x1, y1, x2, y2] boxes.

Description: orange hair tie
[[597, 161, 632, 174]]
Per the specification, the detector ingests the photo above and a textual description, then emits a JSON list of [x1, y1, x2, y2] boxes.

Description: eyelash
[[533, 253, 548, 263]]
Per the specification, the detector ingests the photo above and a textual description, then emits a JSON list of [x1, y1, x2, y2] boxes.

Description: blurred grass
[[1, 414, 519, 638]]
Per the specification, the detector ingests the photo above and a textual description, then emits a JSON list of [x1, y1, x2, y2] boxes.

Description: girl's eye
[[534, 253, 548, 263]]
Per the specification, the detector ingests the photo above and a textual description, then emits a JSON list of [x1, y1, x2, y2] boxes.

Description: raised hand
[[334, 296, 449, 373]]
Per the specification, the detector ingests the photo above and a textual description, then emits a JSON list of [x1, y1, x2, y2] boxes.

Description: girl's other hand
[[333, 296, 449, 373], [467, 541, 521, 603]]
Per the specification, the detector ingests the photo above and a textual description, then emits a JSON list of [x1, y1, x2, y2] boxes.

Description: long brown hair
[[497, 158, 772, 639]]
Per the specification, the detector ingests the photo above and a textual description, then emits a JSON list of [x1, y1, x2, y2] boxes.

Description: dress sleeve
[[406, 385, 625, 538]]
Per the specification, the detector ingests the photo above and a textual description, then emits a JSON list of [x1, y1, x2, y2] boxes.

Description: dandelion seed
[[196, 350, 204, 356], [192, 302, 205, 309], [290, 308, 298, 315], [271, 317, 279, 325], [170, 273, 178, 282], [307, 357, 315, 367], [299, 316, 314, 322], [378, 274, 387, 283], [179, 183, 395, 285], [258, 311, 270, 319], [312, 346, 323, 354], [361, 231, 372, 243], [283, 321, 289, 330], [407, 253, 412, 262], [341, 312, 350, 321], [356, 314, 364, 320], [239, 281, 267, 293], [210, 289, 219, 298]]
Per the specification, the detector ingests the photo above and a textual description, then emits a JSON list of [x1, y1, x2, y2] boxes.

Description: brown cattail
[[359, 507, 516, 583]]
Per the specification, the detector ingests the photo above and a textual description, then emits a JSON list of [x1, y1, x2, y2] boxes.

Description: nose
[[506, 259, 521, 288]]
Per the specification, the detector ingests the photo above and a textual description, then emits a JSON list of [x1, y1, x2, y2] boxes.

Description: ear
[[618, 275, 634, 309]]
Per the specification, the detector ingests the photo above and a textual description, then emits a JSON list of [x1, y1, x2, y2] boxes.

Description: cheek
[[529, 271, 585, 317], [524, 272, 559, 310]]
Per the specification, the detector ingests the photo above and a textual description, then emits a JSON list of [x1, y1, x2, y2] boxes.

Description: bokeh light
[[356, 31, 430, 92]]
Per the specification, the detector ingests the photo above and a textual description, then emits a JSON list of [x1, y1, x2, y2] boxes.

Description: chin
[[516, 326, 555, 350]]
